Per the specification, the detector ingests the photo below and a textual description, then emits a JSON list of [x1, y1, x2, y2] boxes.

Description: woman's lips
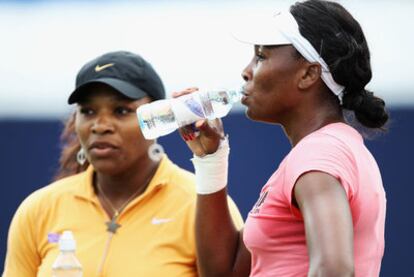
[[88, 142, 118, 157], [89, 147, 118, 157], [241, 93, 250, 105], [241, 87, 251, 105]]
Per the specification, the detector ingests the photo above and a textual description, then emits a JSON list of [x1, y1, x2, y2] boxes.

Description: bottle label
[[172, 93, 206, 127], [136, 100, 177, 139]]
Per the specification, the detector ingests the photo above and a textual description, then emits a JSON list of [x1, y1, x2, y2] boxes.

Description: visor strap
[[277, 11, 345, 102]]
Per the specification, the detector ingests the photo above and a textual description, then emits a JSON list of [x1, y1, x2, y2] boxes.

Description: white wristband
[[191, 137, 230, 195]]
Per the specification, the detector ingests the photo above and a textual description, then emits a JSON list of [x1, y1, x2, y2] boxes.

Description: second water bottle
[[52, 230, 83, 277]]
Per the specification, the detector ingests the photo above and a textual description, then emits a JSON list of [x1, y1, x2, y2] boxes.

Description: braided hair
[[291, 0, 388, 129]]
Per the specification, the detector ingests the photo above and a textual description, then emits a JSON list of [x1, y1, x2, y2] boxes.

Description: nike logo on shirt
[[151, 217, 173, 225]]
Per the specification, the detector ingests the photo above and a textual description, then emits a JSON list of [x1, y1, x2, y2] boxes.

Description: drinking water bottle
[[52, 230, 83, 277], [136, 88, 243, 139]]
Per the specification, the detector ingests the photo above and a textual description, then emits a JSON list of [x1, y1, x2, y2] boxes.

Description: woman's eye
[[80, 107, 94, 115], [115, 107, 132, 115], [255, 53, 265, 62]]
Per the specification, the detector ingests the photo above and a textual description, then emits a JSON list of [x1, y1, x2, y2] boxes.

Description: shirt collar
[[73, 154, 173, 203]]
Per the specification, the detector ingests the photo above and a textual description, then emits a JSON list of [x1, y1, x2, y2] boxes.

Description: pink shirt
[[243, 123, 386, 277]]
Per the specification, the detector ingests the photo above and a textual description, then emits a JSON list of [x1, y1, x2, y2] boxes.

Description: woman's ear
[[298, 63, 321, 90]]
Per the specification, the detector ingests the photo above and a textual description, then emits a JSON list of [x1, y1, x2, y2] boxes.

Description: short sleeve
[[3, 195, 41, 277], [282, 133, 357, 216]]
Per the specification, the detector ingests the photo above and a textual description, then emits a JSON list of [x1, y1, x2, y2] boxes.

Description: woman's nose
[[91, 116, 115, 134], [242, 62, 253, 82]]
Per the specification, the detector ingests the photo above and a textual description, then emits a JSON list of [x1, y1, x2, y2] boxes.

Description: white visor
[[233, 10, 345, 102]]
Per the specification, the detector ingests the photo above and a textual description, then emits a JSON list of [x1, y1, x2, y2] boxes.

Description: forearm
[[196, 189, 243, 276], [191, 137, 249, 276]]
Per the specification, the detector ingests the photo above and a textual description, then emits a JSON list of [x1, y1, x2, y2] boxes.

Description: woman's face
[[75, 83, 153, 175], [241, 45, 305, 124]]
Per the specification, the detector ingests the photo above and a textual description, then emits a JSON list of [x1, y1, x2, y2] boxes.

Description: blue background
[[1, 108, 413, 276]]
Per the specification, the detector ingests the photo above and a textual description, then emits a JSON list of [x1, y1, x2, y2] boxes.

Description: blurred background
[[0, 0, 413, 276]]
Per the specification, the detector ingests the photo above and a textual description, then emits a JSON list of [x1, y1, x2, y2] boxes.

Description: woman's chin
[[245, 108, 256, 121], [90, 160, 123, 175]]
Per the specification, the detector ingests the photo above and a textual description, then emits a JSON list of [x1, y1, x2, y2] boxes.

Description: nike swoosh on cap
[[95, 63, 115, 72]]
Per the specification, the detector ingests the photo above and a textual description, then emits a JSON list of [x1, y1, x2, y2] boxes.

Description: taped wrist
[[191, 137, 230, 195]]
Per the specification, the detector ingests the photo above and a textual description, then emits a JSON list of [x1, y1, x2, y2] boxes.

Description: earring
[[76, 148, 87, 165], [148, 140, 164, 162]]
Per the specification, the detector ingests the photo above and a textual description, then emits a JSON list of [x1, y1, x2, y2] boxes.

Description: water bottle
[[52, 231, 83, 277], [137, 88, 243, 139]]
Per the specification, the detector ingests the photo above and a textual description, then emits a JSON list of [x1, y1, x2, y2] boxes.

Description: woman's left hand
[[172, 88, 225, 157]]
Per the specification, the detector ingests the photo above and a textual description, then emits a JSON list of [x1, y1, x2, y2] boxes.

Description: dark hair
[[290, 0, 388, 129], [53, 112, 89, 181]]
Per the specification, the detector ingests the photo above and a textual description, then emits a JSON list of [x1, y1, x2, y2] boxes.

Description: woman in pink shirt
[[178, 0, 388, 276]]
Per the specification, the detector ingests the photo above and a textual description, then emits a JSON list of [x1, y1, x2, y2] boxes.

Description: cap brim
[[68, 78, 148, 104]]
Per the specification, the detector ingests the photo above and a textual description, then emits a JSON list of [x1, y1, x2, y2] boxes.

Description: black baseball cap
[[68, 51, 165, 104]]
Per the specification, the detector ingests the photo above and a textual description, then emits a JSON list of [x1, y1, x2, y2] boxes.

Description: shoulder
[[282, 123, 360, 203], [15, 171, 87, 216], [287, 123, 359, 165], [299, 122, 357, 148], [156, 155, 197, 197], [30, 171, 86, 200]]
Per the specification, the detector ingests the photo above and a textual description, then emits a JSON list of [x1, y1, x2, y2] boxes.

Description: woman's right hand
[[172, 88, 225, 157]]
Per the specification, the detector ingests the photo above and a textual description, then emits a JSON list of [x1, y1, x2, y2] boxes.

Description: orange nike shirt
[[3, 155, 244, 277]]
